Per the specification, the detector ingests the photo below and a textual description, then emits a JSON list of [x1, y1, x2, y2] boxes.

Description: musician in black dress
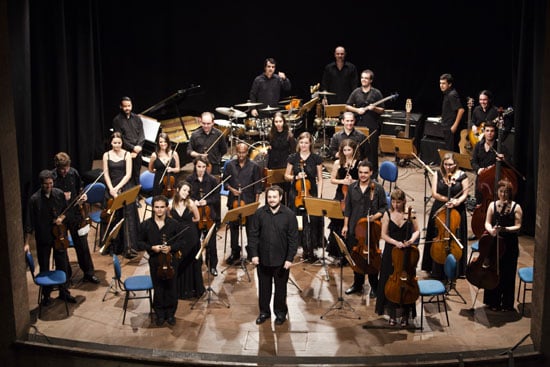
[[375, 188, 420, 327], [148, 132, 181, 196], [327, 139, 358, 258], [138, 195, 184, 326], [186, 157, 220, 276], [421, 152, 469, 278], [51, 152, 100, 284], [346, 70, 385, 176], [284, 132, 324, 262], [483, 179, 522, 311], [266, 112, 296, 205]]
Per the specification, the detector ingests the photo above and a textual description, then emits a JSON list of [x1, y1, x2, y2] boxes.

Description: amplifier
[[420, 137, 446, 165], [423, 117, 445, 139], [382, 120, 416, 137]]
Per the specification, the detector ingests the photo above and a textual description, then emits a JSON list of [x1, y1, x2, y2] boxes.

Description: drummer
[[266, 112, 296, 205], [328, 111, 368, 161], [249, 58, 292, 118]]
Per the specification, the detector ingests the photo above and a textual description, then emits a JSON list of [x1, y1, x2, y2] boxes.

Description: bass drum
[[249, 141, 270, 171]]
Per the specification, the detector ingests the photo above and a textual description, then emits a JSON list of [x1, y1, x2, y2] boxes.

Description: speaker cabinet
[[420, 137, 446, 165]]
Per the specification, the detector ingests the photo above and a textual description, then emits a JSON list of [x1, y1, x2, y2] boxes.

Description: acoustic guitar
[[458, 97, 474, 156], [468, 107, 514, 148]]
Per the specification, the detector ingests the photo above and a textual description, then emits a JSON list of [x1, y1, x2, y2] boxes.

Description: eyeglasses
[[444, 163, 456, 167]]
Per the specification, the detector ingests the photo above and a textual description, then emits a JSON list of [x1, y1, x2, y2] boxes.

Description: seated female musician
[[421, 152, 469, 279], [102, 132, 140, 258], [170, 181, 205, 300], [148, 132, 181, 196], [483, 179, 522, 311], [267, 112, 296, 204], [376, 189, 420, 327], [186, 156, 220, 276], [327, 139, 358, 258], [284, 132, 324, 262]]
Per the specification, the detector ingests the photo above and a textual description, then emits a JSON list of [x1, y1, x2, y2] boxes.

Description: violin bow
[[60, 171, 105, 217], [488, 145, 526, 181], [433, 215, 464, 249], [204, 129, 229, 154], [158, 142, 180, 183], [237, 175, 272, 192], [200, 175, 231, 202]]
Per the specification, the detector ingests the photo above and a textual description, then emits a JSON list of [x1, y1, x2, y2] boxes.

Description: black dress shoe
[[275, 316, 286, 325], [156, 316, 165, 326], [210, 268, 218, 276], [167, 316, 176, 325], [345, 285, 362, 295], [225, 254, 238, 265], [255, 314, 270, 324], [84, 274, 101, 284]]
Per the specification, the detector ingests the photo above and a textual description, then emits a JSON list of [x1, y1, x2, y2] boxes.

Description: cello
[[385, 206, 420, 306], [351, 183, 382, 275], [430, 173, 463, 264]]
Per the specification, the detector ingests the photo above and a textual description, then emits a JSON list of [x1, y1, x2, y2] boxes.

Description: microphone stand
[[412, 153, 435, 235]]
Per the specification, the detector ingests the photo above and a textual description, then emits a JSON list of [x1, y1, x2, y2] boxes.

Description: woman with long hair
[[148, 132, 180, 196]]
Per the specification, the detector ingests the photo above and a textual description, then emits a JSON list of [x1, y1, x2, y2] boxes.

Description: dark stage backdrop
[[12, 0, 544, 235]]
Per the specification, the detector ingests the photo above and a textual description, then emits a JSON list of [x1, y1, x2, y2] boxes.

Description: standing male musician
[[223, 143, 262, 265], [341, 160, 387, 298], [249, 185, 299, 325], [187, 111, 228, 176], [329, 111, 368, 161], [249, 58, 292, 118], [112, 96, 145, 186], [346, 69, 385, 177], [439, 73, 465, 152], [137, 195, 184, 326], [186, 157, 221, 276], [470, 121, 510, 205], [51, 152, 100, 284], [24, 170, 77, 306], [321, 46, 359, 105]]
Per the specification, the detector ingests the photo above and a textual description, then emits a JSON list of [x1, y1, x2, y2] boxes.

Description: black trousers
[[200, 223, 218, 268], [67, 220, 95, 277], [149, 256, 178, 318], [229, 220, 250, 257], [257, 264, 289, 318]]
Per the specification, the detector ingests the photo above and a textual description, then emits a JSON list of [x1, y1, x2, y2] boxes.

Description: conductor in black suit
[[248, 185, 299, 325]]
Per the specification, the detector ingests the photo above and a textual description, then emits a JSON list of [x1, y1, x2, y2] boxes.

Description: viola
[[430, 173, 463, 264], [384, 206, 420, 306], [197, 188, 214, 231], [162, 174, 176, 199], [340, 162, 354, 212], [233, 184, 247, 225], [52, 209, 69, 250], [157, 234, 175, 280], [294, 159, 311, 208]]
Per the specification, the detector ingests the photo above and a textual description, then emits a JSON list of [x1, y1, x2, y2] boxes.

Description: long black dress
[[171, 206, 205, 299], [422, 170, 468, 278], [152, 155, 176, 196], [375, 211, 418, 320]]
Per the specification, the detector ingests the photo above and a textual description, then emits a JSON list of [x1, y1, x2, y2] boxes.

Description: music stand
[[100, 185, 141, 255], [437, 149, 473, 171], [192, 224, 230, 309], [303, 197, 344, 281], [220, 201, 260, 281], [102, 218, 125, 301], [298, 96, 319, 131], [412, 152, 435, 235], [321, 232, 361, 319]]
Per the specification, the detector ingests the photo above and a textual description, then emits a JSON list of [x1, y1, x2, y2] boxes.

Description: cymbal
[[234, 101, 262, 107], [260, 105, 280, 112], [279, 98, 302, 105], [214, 119, 231, 127], [317, 90, 336, 96], [215, 107, 246, 118]]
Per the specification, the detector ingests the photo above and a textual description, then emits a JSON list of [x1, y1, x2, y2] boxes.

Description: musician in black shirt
[[249, 58, 292, 118], [439, 73, 465, 152], [187, 111, 228, 177]]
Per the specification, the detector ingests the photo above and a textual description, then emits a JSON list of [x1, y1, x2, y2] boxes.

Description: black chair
[[26, 251, 69, 318]]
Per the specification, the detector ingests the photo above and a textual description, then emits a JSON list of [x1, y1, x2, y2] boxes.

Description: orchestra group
[[23, 46, 524, 328]]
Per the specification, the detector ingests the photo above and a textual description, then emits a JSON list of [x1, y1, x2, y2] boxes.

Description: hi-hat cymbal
[[260, 105, 280, 112], [279, 97, 302, 105], [234, 101, 262, 107], [317, 90, 336, 96], [215, 107, 247, 118]]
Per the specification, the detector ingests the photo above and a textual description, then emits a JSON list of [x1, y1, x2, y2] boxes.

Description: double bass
[[351, 183, 382, 275], [430, 173, 463, 264], [385, 207, 420, 306]]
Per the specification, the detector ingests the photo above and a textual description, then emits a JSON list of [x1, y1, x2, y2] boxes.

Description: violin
[[232, 184, 247, 225], [430, 173, 463, 265], [157, 234, 175, 280], [197, 188, 214, 231], [340, 161, 354, 212], [384, 206, 420, 306], [351, 183, 382, 275], [162, 174, 176, 199], [294, 159, 311, 208], [466, 202, 508, 290], [52, 209, 70, 250]]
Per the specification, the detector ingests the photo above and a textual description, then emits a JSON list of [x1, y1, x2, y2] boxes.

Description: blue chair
[[220, 159, 231, 196], [139, 170, 155, 220], [379, 160, 398, 193], [84, 182, 106, 252], [468, 241, 479, 264], [418, 278, 449, 331], [110, 254, 153, 324], [26, 251, 69, 318], [517, 266, 533, 316]]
